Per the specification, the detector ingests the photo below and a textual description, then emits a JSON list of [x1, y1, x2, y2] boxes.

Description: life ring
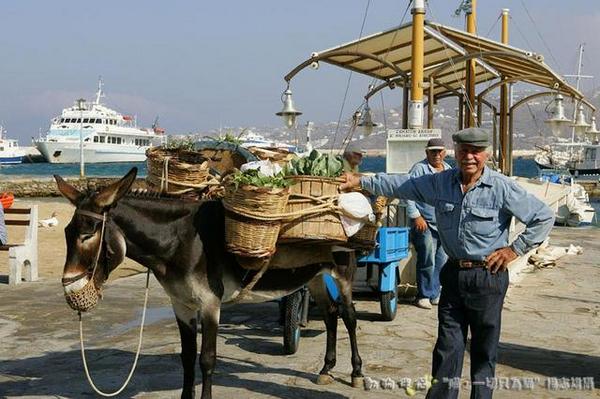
[[0, 192, 14, 209]]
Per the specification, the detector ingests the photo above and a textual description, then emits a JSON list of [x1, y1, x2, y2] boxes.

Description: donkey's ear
[[54, 175, 83, 206], [95, 167, 138, 208]]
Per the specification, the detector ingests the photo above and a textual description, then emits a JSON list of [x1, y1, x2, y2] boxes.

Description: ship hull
[[534, 161, 600, 177], [34, 141, 150, 164], [0, 155, 23, 165]]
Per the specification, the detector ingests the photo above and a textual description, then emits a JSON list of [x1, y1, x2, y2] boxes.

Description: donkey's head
[[54, 168, 137, 312]]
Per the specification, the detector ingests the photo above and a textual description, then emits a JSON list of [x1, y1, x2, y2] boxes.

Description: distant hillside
[[190, 88, 600, 152]]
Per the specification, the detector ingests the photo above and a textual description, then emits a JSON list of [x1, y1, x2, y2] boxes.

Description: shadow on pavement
[[0, 349, 349, 398], [497, 342, 600, 388]]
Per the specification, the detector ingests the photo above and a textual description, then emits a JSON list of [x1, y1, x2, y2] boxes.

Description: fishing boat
[[535, 141, 600, 176], [534, 44, 600, 177], [34, 79, 167, 163], [0, 125, 25, 165]]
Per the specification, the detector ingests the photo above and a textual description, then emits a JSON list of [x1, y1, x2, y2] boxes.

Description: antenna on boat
[[95, 76, 105, 105], [564, 44, 593, 142]]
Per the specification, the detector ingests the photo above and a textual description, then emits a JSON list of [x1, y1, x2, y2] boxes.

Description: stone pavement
[[0, 226, 598, 398]]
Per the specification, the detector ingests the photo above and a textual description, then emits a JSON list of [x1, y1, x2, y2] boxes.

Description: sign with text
[[387, 129, 442, 141]]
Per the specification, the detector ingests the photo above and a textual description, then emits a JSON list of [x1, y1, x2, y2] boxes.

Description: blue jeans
[[411, 226, 447, 300]]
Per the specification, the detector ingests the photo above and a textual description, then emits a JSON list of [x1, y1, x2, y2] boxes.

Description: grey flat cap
[[452, 127, 490, 147], [426, 138, 445, 150]]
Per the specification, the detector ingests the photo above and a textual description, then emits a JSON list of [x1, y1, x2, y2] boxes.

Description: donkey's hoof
[[316, 373, 334, 385], [351, 376, 364, 388]]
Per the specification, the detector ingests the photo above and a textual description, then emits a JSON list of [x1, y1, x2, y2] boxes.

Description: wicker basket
[[146, 147, 210, 193], [223, 184, 290, 258], [348, 196, 387, 250], [349, 222, 379, 249], [278, 176, 347, 243]]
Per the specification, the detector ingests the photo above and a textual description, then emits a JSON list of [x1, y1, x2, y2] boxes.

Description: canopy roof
[[308, 20, 584, 101]]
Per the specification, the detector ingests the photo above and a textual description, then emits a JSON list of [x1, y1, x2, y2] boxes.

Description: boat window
[[76, 118, 82, 123], [99, 136, 105, 143], [117, 137, 122, 144], [93, 136, 98, 143], [83, 118, 89, 123]]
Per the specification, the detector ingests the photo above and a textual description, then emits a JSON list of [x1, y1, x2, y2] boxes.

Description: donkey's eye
[[80, 234, 95, 243]]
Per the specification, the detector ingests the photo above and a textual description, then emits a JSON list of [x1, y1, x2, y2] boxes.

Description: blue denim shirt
[[0, 203, 7, 245], [360, 167, 555, 260], [406, 159, 452, 230]]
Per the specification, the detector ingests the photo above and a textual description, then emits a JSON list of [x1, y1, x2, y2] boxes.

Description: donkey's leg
[[173, 302, 199, 399], [199, 298, 221, 399], [307, 275, 338, 385], [334, 257, 364, 388]]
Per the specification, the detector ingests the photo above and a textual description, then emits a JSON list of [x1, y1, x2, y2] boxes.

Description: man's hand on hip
[[413, 216, 428, 233], [339, 172, 362, 191], [486, 247, 518, 273]]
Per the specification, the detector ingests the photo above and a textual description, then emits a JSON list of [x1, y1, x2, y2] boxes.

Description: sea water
[[0, 156, 541, 179]]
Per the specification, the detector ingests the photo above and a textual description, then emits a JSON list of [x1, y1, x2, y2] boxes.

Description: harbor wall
[[0, 177, 148, 197]]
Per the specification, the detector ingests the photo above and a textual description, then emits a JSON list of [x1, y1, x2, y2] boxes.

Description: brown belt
[[450, 259, 489, 269]]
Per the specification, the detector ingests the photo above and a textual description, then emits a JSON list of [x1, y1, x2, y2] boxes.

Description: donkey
[[55, 168, 363, 399]]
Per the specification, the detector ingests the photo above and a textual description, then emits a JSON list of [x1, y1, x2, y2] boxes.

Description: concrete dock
[[0, 227, 599, 398]]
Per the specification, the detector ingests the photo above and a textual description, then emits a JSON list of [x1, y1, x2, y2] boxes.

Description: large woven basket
[[279, 176, 347, 243], [146, 147, 210, 193], [223, 184, 290, 258]]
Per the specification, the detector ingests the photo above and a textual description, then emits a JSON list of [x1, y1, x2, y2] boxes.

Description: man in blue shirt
[[407, 138, 452, 310], [340, 128, 554, 399]]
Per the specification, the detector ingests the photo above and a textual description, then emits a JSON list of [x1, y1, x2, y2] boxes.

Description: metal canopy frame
[[284, 20, 587, 100], [281, 18, 595, 176]]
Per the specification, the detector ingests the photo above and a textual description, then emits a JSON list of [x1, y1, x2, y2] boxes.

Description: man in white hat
[[407, 138, 452, 309], [342, 142, 366, 173]]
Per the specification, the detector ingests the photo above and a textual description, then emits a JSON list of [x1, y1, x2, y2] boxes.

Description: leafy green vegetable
[[230, 168, 290, 189], [163, 137, 196, 151], [285, 151, 344, 177]]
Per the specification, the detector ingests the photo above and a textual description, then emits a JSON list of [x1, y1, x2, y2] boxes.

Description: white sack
[[337, 192, 375, 237]]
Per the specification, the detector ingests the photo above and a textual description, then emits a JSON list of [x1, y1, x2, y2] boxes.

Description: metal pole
[[402, 87, 409, 129], [464, 0, 477, 128], [78, 98, 85, 178], [428, 77, 434, 128], [499, 8, 510, 174], [409, 0, 425, 129]]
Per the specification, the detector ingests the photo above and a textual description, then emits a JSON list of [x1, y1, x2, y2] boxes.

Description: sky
[[0, 0, 599, 143]]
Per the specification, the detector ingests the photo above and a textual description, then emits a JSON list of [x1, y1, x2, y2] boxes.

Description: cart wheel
[[380, 289, 398, 321], [283, 289, 303, 354]]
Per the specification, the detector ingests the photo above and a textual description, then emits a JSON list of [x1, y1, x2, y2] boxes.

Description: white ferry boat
[[34, 79, 166, 163], [239, 130, 297, 151], [0, 125, 25, 164]]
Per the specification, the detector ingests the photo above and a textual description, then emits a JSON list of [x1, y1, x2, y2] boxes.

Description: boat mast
[[564, 44, 592, 145], [95, 76, 105, 105]]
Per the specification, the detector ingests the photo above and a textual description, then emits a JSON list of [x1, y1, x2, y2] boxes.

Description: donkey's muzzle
[[64, 279, 99, 312]]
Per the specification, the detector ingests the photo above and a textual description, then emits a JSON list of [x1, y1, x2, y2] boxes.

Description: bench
[[0, 206, 38, 285]]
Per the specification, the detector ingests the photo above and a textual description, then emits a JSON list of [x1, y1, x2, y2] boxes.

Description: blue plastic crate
[[358, 227, 410, 263]]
